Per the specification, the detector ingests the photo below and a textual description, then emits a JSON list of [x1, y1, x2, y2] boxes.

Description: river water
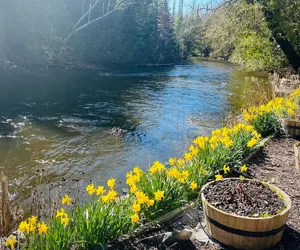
[[0, 59, 269, 206]]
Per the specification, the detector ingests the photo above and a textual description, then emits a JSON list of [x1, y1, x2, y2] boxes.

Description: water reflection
[[0, 60, 269, 207]]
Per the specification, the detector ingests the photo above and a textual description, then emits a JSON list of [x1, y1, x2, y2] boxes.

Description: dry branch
[[63, 0, 134, 44]]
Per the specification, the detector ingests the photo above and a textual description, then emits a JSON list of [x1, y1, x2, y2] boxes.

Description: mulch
[[110, 137, 300, 250], [203, 179, 285, 217]]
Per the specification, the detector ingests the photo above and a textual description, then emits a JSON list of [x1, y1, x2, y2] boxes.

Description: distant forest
[[0, 0, 299, 72]]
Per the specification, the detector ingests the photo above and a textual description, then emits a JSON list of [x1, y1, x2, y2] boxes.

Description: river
[[0, 59, 269, 207]]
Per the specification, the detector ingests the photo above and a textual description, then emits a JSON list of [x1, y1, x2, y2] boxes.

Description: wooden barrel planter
[[294, 142, 300, 170], [201, 179, 291, 250], [281, 119, 300, 138]]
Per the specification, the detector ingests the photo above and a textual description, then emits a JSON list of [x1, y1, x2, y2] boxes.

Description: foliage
[[203, 0, 286, 70], [174, 11, 206, 57], [265, 0, 300, 55]]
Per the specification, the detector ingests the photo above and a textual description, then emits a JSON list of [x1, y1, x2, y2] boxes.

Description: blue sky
[[171, 0, 218, 12]]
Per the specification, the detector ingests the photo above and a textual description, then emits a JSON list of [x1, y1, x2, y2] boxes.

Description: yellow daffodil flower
[[62, 194, 72, 205], [37, 222, 48, 234], [168, 157, 175, 166], [5, 236, 17, 250], [184, 152, 193, 161], [190, 181, 198, 190], [215, 174, 223, 181], [86, 183, 95, 195], [133, 166, 143, 177], [223, 165, 230, 174], [154, 190, 164, 201], [132, 202, 141, 213], [107, 178, 116, 189], [95, 185, 106, 196], [61, 216, 70, 226], [131, 213, 140, 224], [18, 221, 30, 234], [240, 164, 248, 172]]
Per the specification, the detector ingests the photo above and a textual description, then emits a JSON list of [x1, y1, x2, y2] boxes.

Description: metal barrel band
[[207, 216, 286, 238]]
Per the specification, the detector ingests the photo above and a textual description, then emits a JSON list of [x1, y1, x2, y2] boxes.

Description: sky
[[171, 0, 220, 12]]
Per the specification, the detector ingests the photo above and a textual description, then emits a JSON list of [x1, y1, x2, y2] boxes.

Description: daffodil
[[28, 216, 37, 226], [181, 170, 189, 179], [86, 183, 95, 195], [18, 221, 30, 233], [154, 190, 164, 201], [184, 152, 192, 161], [193, 136, 206, 149], [135, 191, 148, 204], [5, 236, 17, 250], [149, 161, 166, 174], [62, 194, 72, 205], [37, 222, 48, 234], [169, 157, 175, 166], [223, 165, 230, 174], [145, 198, 155, 207], [56, 208, 67, 218], [190, 181, 198, 190], [133, 166, 143, 177], [190, 145, 199, 156], [107, 178, 116, 189], [215, 174, 223, 181], [247, 138, 258, 148], [28, 216, 37, 232], [131, 213, 140, 224], [167, 168, 179, 178], [240, 164, 248, 172], [176, 158, 184, 167], [101, 190, 117, 203], [95, 185, 106, 196], [61, 216, 70, 226], [126, 171, 140, 187], [130, 184, 138, 193], [132, 202, 141, 213]]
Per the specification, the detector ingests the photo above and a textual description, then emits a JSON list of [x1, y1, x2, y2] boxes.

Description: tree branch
[[88, 0, 92, 22], [63, 2, 134, 44], [72, 0, 100, 31]]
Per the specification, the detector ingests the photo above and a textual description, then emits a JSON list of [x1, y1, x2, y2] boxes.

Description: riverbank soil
[[110, 137, 300, 249]]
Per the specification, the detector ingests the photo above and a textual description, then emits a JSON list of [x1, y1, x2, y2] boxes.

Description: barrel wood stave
[[201, 179, 291, 250]]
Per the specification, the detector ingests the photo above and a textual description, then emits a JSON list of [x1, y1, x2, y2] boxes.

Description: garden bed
[[109, 138, 300, 249]]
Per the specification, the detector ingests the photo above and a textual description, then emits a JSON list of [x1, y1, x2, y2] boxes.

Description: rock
[[140, 230, 193, 246], [109, 127, 127, 136], [191, 229, 211, 244], [1, 230, 26, 250], [11, 230, 26, 245]]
